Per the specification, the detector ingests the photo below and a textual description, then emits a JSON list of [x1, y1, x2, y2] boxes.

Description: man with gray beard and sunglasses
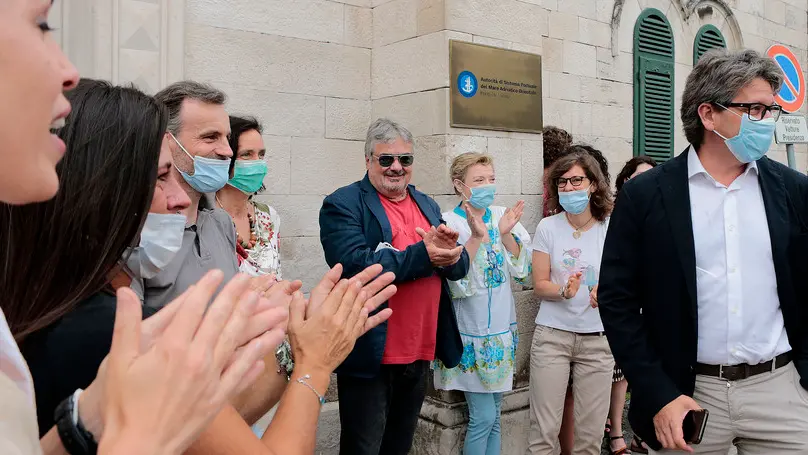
[[319, 118, 470, 455]]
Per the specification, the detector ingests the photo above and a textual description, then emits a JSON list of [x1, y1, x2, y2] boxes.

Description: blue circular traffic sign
[[768, 45, 805, 112]]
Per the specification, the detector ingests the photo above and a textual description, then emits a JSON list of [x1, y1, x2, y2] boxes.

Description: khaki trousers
[[526, 325, 615, 455], [650, 362, 808, 454]]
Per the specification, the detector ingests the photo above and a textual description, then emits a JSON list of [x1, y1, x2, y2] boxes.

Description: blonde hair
[[449, 152, 494, 196]]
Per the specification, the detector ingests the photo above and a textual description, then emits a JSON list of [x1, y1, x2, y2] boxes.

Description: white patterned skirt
[[433, 326, 518, 393]]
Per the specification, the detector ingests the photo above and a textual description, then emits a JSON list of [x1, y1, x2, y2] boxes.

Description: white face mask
[[135, 213, 187, 279]]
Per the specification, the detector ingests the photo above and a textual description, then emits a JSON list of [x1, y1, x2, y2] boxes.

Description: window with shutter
[[693, 24, 726, 65], [633, 8, 675, 162]]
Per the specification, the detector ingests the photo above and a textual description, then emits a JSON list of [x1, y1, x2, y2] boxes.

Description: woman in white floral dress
[[434, 152, 531, 455], [215, 116, 281, 279], [215, 116, 288, 438]]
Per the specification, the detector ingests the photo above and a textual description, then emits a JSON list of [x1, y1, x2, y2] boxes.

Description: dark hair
[[0, 79, 166, 340], [546, 146, 614, 222], [154, 81, 226, 135], [543, 126, 572, 169], [573, 143, 611, 185], [615, 155, 658, 193], [228, 115, 264, 175], [681, 48, 783, 147]]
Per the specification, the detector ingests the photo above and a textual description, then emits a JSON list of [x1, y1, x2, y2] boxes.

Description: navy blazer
[[599, 148, 808, 451], [319, 174, 469, 378]]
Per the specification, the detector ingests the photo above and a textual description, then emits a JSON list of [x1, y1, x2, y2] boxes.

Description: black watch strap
[[54, 391, 97, 455]]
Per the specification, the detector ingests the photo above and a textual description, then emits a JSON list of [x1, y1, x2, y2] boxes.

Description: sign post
[[768, 44, 806, 170], [775, 115, 808, 161]]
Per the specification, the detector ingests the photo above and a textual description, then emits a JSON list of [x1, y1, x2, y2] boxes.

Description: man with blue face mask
[[599, 49, 808, 454], [145, 81, 274, 310]]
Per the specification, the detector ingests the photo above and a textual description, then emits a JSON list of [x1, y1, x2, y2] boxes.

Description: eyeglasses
[[374, 154, 414, 167], [555, 176, 588, 189], [722, 102, 783, 121]]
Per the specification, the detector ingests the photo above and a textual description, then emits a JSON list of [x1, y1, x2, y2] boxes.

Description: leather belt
[[695, 352, 792, 381], [574, 331, 605, 337]]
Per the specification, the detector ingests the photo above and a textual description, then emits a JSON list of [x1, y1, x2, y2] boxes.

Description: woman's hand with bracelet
[[289, 264, 397, 380], [77, 273, 293, 444], [93, 271, 286, 455]]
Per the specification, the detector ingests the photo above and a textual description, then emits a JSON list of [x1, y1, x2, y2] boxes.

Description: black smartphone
[[682, 409, 709, 444]]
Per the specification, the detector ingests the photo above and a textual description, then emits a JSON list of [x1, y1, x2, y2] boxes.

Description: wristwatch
[[558, 283, 568, 299], [276, 338, 295, 380], [54, 389, 97, 455]]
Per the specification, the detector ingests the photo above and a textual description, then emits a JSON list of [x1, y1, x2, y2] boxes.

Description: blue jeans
[[463, 391, 503, 455]]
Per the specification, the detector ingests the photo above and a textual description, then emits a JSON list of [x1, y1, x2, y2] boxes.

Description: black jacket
[[319, 174, 469, 378], [599, 148, 808, 451]]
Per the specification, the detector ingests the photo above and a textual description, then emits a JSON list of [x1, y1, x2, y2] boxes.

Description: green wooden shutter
[[693, 24, 726, 65], [633, 8, 675, 162]]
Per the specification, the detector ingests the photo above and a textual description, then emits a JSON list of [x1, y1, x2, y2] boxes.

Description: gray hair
[[154, 81, 227, 135], [364, 118, 414, 159], [681, 48, 783, 146]]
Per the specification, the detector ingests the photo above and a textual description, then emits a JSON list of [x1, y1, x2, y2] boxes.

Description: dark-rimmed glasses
[[722, 102, 783, 121], [555, 176, 588, 189], [374, 154, 414, 167]]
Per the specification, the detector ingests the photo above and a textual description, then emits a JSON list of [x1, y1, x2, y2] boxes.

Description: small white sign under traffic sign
[[775, 114, 808, 144]]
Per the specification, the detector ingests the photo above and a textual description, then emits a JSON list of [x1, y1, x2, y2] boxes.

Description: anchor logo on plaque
[[457, 71, 478, 98]]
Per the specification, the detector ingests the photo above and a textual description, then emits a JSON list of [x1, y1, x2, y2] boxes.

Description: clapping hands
[[416, 225, 463, 267], [498, 200, 524, 235]]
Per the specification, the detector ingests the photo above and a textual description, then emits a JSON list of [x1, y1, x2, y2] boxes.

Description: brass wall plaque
[[450, 40, 543, 133]]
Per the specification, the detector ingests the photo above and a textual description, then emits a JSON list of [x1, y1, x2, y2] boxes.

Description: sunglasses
[[374, 154, 414, 167]]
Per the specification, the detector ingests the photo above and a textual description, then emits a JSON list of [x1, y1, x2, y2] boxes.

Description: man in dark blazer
[[319, 118, 470, 455], [600, 49, 808, 454]]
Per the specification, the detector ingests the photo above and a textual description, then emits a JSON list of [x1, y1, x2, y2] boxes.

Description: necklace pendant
[[572, 230, 581, 239]]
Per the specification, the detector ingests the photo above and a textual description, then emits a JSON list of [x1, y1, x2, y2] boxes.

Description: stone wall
[[183, 0, 374, 289]]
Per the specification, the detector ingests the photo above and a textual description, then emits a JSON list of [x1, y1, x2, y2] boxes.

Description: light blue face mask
[[458, 181, 496, 209], [714, 104, 776, 164], [170, 132, 230, 193], [558, 188, 590, 215]]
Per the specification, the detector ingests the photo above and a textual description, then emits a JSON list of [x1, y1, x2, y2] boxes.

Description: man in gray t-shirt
[[143, 207, 239, 309], [143, 81, 245, 309]]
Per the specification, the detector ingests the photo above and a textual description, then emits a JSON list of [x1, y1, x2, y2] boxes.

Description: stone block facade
[[50, 0, 808, 453]]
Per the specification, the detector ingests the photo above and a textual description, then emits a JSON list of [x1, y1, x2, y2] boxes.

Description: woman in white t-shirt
[[526, 147, 617, 455]]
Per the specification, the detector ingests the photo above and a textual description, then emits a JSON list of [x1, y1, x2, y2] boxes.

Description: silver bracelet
[[296, 374, 325, 405]]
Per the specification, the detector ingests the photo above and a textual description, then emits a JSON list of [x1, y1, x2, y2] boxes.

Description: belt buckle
[[719, 364, 747, 381]]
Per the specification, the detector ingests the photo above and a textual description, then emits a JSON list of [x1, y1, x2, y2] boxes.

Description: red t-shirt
[[378, 194, 442, 364]]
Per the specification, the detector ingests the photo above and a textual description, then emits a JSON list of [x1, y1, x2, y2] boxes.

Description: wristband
[[55, 389, 97, 454]]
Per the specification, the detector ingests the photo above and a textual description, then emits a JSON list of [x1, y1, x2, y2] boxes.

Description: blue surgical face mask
[[558, 188, 590, 215], [170, 132, 230, 193], [457, 180, 496, 209], [714, 104, 776, 164]]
